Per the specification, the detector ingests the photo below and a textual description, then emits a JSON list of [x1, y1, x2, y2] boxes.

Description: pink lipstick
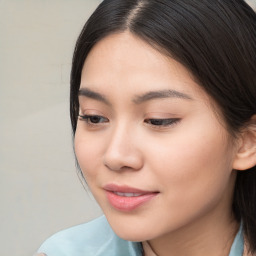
[[104, 184, 158, 211]]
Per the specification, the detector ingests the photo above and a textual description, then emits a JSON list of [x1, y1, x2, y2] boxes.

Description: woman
[[36, 0, 256, 255]]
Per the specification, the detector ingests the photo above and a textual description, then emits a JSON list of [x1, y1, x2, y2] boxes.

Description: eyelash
[[78, 115, 109, 125], [144, 118, 180, 127], [78, 115, 180, 128]]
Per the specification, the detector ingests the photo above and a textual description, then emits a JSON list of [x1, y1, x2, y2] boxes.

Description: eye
[[78, 115, 109, 124], [144, 118, 180, 127]]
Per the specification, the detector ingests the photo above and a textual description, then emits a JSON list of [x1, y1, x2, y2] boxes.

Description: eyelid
[[144, 118, 181, 128], [78, 108, 105, 116], [78, 114, 109, 126], [144, 111, 179, 118], [78, 114, 108, 120]]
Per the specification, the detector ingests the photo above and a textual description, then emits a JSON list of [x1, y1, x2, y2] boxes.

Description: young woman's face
[[75, 32, 238, 241]]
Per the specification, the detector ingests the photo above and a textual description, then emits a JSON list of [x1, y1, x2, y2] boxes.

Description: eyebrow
[[78, 87, 193, 105], [78, 88, 111, 106], [133, 89, 193, 104]]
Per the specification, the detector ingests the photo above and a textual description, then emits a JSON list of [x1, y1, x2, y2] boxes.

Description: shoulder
[[36, 215, 142, 256]]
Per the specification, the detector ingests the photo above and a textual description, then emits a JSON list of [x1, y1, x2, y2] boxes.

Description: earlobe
[[232, 115, 256, 171]]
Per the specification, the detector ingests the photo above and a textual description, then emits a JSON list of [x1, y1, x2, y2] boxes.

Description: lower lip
[[105, 191, 158, 211]]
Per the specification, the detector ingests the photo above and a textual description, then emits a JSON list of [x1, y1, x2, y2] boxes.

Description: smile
[[104, 184, 159, 211], [113, 192, 144, 197]]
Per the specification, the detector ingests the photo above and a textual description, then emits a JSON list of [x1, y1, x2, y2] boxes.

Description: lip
[[103, 184, 159, 212]]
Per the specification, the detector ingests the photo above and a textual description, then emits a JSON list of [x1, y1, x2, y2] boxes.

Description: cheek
[[136, 125, 235, 234], [144, 120, 234, 207], [74, 127, 103, 181]]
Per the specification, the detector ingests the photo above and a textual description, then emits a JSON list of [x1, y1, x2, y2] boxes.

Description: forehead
[[81, 32, 209, 103]]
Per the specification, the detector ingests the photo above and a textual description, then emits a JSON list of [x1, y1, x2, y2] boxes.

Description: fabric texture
[[37, 216, 142, 256], [37, 216, 244, 256]]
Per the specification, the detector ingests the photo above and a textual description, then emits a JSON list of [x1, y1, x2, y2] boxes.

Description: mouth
[[112, 192, 146, 197], [103, 184, 159, 211]]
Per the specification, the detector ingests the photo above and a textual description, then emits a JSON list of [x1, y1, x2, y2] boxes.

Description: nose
[[103, 124, 143, 172]]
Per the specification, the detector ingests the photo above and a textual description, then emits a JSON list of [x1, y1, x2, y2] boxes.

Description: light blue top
[[37, 216, 244, 256]]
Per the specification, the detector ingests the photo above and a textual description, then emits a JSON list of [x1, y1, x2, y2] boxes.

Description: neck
[[147, 211, 239, 256]]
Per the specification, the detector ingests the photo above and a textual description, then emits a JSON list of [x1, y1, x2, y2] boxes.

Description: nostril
[[103, 135, 143, 171], [104, 153, 143, 172], [104, 161, 124, 172]]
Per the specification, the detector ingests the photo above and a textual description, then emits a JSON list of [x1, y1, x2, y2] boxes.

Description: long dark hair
[[70, 0, 256, 252]]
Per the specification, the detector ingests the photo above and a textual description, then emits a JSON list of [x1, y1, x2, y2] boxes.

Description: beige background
[[1, 1, 256, 256], [0, 1, 103, 256]]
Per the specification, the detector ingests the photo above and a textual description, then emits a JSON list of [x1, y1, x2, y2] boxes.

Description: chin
[[113, 228, 152, 242], [105, 213, 159, 242]]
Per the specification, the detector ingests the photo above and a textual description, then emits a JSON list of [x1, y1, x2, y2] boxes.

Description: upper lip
[[103, 184, 158, 194]]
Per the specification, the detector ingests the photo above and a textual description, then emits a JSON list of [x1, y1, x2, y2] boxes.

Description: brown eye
[[145, 118, 180, 126], [79, 115, 109, 124]]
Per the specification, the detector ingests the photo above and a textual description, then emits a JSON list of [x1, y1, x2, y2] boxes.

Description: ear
[[232, 115, 256, 171]]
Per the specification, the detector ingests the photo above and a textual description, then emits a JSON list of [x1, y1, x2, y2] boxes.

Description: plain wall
[[1, 1, 256, 256], [0, 1, 103, 256]]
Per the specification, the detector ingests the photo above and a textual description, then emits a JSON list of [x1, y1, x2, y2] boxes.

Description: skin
[[75, 32, 240, 256]]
